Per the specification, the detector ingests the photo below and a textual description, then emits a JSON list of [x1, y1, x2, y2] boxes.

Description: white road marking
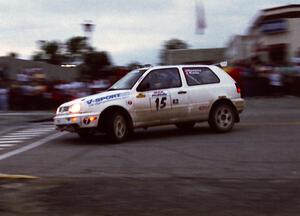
[[21, 129, 54, 133], [20, 127, 54, 131], [0, 125, 57, 152], [0, 140, 22, 144], [0, 132, 66, 161], [0, 112, 53, 116], [14, 132, 48, 135], [0, 137, 32, 141], [0, 144, 16, 147], [16, 128, 53, 132], [1, 135, 37, 138], [14, 131, 50, 133]]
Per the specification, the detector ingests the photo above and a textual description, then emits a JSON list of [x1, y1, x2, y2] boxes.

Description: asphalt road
[[0, 97, 300, 215]]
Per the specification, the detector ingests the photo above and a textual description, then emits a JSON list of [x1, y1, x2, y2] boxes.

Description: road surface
[[0, 97, 300, 215]]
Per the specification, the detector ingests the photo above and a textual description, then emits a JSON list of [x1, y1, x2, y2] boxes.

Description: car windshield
[[108, 69, 147, 90]]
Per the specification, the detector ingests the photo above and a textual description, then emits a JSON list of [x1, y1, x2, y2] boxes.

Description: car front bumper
[[54, 112, 100, 132]]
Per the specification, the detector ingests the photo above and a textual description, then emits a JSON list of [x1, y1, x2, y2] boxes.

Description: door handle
[[178, 91, 187, 94]]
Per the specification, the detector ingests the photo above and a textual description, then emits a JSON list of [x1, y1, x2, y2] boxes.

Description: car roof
[[139, 65, 216, 71]]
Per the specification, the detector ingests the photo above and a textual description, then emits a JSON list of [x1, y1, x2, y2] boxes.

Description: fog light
[[89, 116, 97, 122], [71, 117, 77, 123]]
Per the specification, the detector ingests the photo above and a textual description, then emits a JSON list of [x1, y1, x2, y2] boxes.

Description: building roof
[[249, 4, 300, 31], [0, 56, 79, 81], [263, 4, 300, 12]]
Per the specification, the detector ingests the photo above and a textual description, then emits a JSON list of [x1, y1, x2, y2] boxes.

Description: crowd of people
[[225, 61, 300, 97], [0, 63, 300, 111], [0, 69, 112, 111]]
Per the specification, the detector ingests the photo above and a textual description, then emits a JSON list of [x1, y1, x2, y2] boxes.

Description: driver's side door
[[133, 68, 178, 125]]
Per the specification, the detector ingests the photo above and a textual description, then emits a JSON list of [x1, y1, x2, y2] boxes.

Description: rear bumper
[[232, 98, 245, 113], [54, 112, 100, 132]]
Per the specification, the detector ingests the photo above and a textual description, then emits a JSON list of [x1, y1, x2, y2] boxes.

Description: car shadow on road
[[61, 123, 243, 146]]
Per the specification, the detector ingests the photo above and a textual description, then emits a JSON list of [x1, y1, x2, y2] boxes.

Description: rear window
[[183, 67, 220, 86]]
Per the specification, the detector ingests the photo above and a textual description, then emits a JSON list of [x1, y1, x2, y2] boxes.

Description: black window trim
[[183, 67, 220, 86], [136, 67, 182, 92]]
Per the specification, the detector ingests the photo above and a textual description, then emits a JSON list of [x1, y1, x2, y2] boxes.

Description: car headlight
[[69, 103, 81, 113]]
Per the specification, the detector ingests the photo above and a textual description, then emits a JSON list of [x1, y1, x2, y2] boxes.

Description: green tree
[[42, 41, 64, 65], [32, 36, 113, 79], [32, 40, 64, 65], [65, 36, 92, 57], [81, 51, 112, 79], [7, 52, 19, 58]]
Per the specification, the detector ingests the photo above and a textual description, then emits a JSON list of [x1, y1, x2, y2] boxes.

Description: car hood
[[61, 90, 131, 107]]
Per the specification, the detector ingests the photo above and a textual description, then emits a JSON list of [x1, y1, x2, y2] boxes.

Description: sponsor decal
[[83, 118, 90, 125], [173, 99, 179, 104], [152, 90, 168, 97], [86, 92, 129, 106], [184, 69, 202, 75], [136, 93, 146, 98]]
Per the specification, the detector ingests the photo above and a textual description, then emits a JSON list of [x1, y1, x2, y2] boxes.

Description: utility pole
[[81, 20, 95, 47]]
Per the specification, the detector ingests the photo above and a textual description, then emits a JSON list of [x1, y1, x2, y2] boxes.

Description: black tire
[[106, 111, 131, 143], [209, 103, 235, 133], [175, 122, 195, 130]]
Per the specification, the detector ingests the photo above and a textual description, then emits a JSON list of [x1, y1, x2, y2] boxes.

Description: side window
[[137, 68, 182, 91], [183, 67, 220, 86]]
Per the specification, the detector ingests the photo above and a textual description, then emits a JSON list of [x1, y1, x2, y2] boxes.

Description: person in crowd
[[268, 67, 283, 96]]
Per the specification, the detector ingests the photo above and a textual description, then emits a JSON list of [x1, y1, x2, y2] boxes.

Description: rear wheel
[[209, 103, 235, 133], [106, 111, 131, 143], [175, 122, 195, 130]]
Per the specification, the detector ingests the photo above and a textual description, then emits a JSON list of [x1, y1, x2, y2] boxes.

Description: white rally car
[[54, 65, 245, 142]]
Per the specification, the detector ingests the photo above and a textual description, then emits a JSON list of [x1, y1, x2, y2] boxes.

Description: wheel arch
[[209, 98, 240, 123], [98, 105, 133, 130]]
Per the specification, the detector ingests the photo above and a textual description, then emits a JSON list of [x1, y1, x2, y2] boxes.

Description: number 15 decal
[[155, 97, 167, 110]]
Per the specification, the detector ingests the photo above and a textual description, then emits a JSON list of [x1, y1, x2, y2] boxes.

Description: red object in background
[[227, 67, 241, 85], [115, 68, 129, 78]]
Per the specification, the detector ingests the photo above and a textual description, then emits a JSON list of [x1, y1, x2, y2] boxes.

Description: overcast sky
[[0, 0, 296, 65]]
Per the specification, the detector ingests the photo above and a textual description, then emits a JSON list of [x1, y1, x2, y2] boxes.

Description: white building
[[226, 4, 300, 65]]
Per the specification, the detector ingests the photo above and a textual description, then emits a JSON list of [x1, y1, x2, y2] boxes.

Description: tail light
[[235, 83, 241, 94]]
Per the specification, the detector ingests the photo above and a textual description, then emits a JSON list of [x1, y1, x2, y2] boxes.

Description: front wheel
[[106, 112, 131, 143], [209, 104, 235, 133]]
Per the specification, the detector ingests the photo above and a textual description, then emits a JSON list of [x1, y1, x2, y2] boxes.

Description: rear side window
[[183, 67, 220, 86]]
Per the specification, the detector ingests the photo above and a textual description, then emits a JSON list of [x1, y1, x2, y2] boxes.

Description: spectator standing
[[268, 68, 283, 96], [0, 79, 8, 110]]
